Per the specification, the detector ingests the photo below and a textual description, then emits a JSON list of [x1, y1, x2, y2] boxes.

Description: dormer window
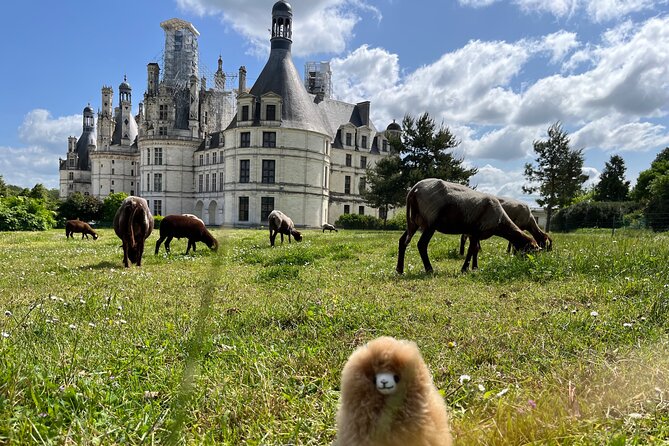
[[266, 104, 276, 121], [241, 105, 249, 121]]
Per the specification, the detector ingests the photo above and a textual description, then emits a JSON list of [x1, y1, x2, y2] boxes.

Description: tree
[[523, 122, 588, 232], [363, 112, 477, 216], [58, 192, 103, 222], [29, 183, 50, 201], [594, 155, 629, 201], [632, 147, 669, 202], [361, 156, 406, 224], [102, 192, 129, 223], [632, 147, 669, 231]]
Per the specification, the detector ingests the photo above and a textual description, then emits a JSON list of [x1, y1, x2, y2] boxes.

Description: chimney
[[239, 66, 247, 93], [357, 101, 370, 126]]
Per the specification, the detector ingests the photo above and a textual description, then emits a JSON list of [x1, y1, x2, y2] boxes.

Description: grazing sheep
[[155, 214, 218, 255], [335, 336, 452, 446], [397, 178, 539, 274], [458, 197, 552, 255], [182, 213, 204, 224], [65, 219, 98, 240], [268, 210, 302, 246], [113, 196, 153, 268], [323, 223, 338, 233]]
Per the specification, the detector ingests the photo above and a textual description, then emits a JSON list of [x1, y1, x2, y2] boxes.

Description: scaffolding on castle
[[304, 61, 332, 98]]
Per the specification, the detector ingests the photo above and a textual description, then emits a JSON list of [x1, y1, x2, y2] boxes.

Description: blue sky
[[1, 0, 668, 205]]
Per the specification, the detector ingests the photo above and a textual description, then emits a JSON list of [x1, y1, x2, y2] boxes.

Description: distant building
[[59, 1, 398, 227]]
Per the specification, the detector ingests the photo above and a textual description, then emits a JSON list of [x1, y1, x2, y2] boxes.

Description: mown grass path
[[1, 228, 668, 444]]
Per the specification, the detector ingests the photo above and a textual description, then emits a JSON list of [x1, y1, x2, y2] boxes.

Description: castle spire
[[270, 1, 292, 51]]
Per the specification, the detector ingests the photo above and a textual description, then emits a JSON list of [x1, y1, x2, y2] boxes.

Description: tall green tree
[[523, 122, 588, 232], [102, 192, 129, 223], [58, 192, 103, 222], [363, 112, 477, 214], [0, 175, 7, 197], [632, 147, 669, 231], [594, 154, 630, 201], [632, 147, 669, 202]]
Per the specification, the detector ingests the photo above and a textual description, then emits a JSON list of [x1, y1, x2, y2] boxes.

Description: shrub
[[58, 192, 103, 222], [154, 215, 164, 229], [335, 213, 382, 230], [384, 209, 406, 230], [552, 201, 642, 232], [102, 192, 129, 223], [0, 196, 56, 231]]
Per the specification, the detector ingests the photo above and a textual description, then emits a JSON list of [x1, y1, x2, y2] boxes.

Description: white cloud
[[538, 31, 580, 64], [572, 115, 669, 153], [18, 109, 81, 149], [459, 0, 665, 22], [175, 0, 380, 57], [1, 109, 81, 189], [469, 164, 538, 204], [330, 45, 399, 101]]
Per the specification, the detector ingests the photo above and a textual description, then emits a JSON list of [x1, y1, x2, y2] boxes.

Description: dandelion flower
[[447, 341, 457, 349]]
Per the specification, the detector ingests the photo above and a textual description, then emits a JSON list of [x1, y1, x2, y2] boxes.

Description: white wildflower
[[69, 324, 77, 330], [4, 310, 12, 317], [459, 374, 471, 385], [623, 323, 633, 328], [88, 322, 96, 328], [478, 384, 486, 392], [496, 388, 509, 398], [590, 311, 599, 317], [1, 332, 9, 338]]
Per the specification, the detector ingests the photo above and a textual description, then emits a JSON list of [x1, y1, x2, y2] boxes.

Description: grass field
[[1, 227, 668, 445]]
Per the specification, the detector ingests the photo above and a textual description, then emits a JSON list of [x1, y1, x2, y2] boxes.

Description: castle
[[59, 1, 399, 227]]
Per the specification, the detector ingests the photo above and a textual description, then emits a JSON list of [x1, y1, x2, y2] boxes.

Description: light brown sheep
[[397, 178, 539, 274], [268, 210, 302, 246], [155, 214, 218, 255], [335, 336, 452, 446]]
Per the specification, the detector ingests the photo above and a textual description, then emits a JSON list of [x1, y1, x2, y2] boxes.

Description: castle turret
[[214, 55, 226, 90], [147, 63, 160, 96]]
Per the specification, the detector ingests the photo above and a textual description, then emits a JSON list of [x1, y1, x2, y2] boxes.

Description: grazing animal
[[323, 223, 338, 233], [155, 214, 218, 255], [458, 197, 552, 255], [335, 336, 452, 446], [268, 210, 302, 246], [65, 219, 98, 240], [113, 196, 153, 268], [397, 178, 539, 274], [182, 213, 204, 224]]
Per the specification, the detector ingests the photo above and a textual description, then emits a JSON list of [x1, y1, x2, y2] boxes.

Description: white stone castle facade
[[59, 2, 399, 228]]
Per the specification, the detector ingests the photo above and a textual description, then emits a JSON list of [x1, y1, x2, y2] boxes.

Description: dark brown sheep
[[397, 179, 539, 274], [459, 197, 552, 255], [65, 219, 98, 240], [155, 214, 218, 255], [113, 196, 153, 268], [268, 210, 302, 246]]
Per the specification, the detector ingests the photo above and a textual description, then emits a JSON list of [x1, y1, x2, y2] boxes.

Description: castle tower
[[189, 72, 200, 136], [119, 77, 134, 145], [160, 18, 200, 87], [214, 55, 226, 90], [98, 86, 113, 150], [147, 63, 160, 96], [271, 0, 292, 48]]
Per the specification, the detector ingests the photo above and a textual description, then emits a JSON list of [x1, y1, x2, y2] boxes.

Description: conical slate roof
[[248, 48, 331, 136]]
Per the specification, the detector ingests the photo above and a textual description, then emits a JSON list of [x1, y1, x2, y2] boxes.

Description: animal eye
[[394, 375, 400, 383]]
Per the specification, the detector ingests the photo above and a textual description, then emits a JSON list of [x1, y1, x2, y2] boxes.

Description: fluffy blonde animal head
[[336, 336, 452, 446]]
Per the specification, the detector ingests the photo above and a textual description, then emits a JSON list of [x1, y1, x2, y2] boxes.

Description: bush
[[58, 192, 103, 222], [154, 215, 164, 229], [0, 196, 57, 231], [384, 209, 406, 230], [552, 201, 642, 232], [102, 192, 129, 223], [335, 213, 383, 230]]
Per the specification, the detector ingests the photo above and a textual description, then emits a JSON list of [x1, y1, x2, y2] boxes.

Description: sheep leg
[[416, 228, 436, 274], [462, 237, 480, 273], [122, 243, 130, 268], [186, 240, 195, 254], [136, 239, 145, 266], [280, 233, 284, 244], [164, 236, 173, 254], [269, 229, 276, 246], [288, 232, 292, 243], [155, 236, 165, 254], [506, 241, 513, 254], [459, 234, 467, 256], [396, 226, 418, 274]]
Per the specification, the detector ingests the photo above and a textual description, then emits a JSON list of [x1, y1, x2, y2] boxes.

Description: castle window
[[344, 205, 350, 214], [153, 200, 162, 216], [344, 175, 351, 194], [239, 160, 250, 183], [220, 172, 224, 191], [345, 133, 352, 146], [262, 132, 276, 148], [159, 105, 168, 120], [240, 132, 251, 148], [154, 148, 163, 165], [131, 170, 134, 176], [379, 207, 387, 220], [241, 105, 249, 121], [360, 156, 367, 169], [261, 160, 275, 184], [154, 173, 162, 192], [266, 104, 276, 121], [219, 151, 223, 162], [261, 197, 274, 221], [199, 154, 204, 166], [206, 153, 210, 165], [361, 135, 367, 149], [212, 173, 217, 192], [359, 177, 366, 192], [147, 148, 151, 165], [204, 111, 208, 125], [111, 168, 115, 175], [212, 152, 217, 164], [359, 206, 365, 215], [147, 174, 150, 192], [68, 172, 74, 180], [159, 127, 168, 136], [382, 140, 388, 152], [198, 174, 203, 192], [239, 197, 249, 221], [205, 174, 209, 192], [346, 154, 352, 167]]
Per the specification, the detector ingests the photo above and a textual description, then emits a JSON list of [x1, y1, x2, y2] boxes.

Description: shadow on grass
[[80, 261, 123, 270]]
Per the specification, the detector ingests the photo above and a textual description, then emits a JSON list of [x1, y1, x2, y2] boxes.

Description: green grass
[[1, 228, 668, 444]]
